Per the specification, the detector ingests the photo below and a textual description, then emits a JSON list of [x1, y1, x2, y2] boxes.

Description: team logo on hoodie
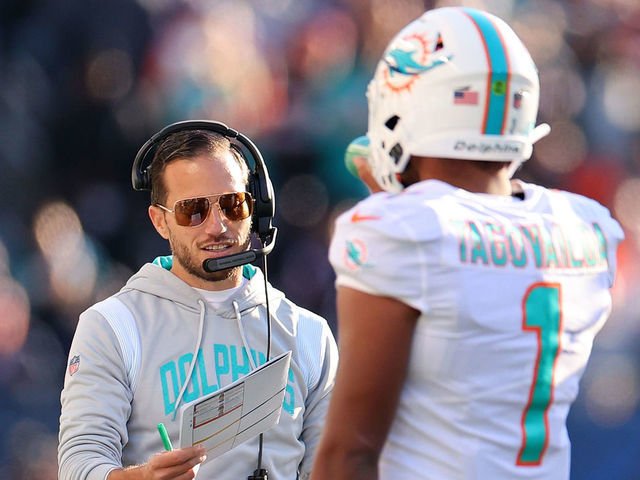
[[68, 355, 80, 376]]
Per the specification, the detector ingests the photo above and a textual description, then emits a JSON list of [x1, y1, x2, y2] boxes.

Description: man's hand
[[352, 156, 384, 193], [107, 446, 207, 480], [345, 135, 384, 194]]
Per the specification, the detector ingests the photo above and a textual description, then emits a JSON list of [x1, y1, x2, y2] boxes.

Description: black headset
[[132, 120, 277, 273]]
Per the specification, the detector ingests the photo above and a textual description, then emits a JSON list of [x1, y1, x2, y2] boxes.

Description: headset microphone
[[202, 229, 277, 272]]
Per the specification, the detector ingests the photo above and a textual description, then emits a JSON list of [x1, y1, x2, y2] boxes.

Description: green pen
[[157, 423, 173, 451]]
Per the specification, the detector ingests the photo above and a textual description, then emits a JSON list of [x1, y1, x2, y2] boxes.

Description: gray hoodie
[[58, 259, 338, 480]]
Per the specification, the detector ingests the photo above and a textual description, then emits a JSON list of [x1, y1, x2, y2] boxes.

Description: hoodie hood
[[122, 256, 285, 318]]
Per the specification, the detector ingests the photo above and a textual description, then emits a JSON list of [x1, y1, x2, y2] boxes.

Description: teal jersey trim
[[151, 255, 257, 279], [242, 264, 257, 279], [462, 8, 510, 135], [153, 255, 173, 270]]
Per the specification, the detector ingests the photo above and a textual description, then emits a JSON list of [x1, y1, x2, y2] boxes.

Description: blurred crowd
[[0, 0, 639, 478]]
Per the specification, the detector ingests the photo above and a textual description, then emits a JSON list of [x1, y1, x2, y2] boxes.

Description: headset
[[133, 120, 276, 479], [132, 120, 278, 273]]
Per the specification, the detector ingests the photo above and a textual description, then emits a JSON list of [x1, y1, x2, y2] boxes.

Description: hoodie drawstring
[[171, 299, 206, 421], [233, 300, 257, 371]]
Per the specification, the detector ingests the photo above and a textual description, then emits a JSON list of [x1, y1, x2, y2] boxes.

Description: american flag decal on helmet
[[68, 355, 80, 376]]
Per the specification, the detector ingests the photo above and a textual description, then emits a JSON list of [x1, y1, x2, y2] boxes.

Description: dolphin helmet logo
[[382, 32, 451, 93]]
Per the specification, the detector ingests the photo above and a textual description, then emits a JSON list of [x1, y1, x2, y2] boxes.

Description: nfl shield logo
[[68, 355, 80, 376]]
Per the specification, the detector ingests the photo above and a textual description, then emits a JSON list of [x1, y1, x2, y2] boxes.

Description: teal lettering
[[469, 221, 488, 264], [447, 219, 608, 272], [214, 344, 230, 388], [543, 229, 560, 268], [581, 225, 598, 266], [452, 220, 468, 262], [250, 349, 258, 368], [249, 349, 267, 368], [507, 226, 527, 267], [178, 353, 200, 403], [522, 226, 544, 267], [160, 361, 179, 415], [569, 247, 584, 267], [568, 226, 585, 268], [230, 345, 251, 381], [593, 223, 608, 265], [197, 348, 218, 396], [487, 222, 507, 266], [550, 224, 569, 268], [283, 368, 295, 415]]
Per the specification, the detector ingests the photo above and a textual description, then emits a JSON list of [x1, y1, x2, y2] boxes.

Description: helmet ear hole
[[385, 115, 400, 131], [390, 143, 404, 165]]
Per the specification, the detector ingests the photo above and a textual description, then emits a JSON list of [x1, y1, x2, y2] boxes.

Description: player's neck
[[411, 157, 512, 196]]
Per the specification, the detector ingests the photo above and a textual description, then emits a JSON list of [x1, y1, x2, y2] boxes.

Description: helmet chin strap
[[507, 123, 551, 179]]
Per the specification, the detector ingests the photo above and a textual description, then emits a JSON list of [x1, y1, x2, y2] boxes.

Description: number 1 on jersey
[[518, 283, 562, 466]]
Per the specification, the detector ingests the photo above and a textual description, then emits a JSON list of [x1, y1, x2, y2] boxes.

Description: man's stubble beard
[[169, 230, 252, 284]]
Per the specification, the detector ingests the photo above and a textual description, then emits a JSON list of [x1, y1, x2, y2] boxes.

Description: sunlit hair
[[149, 130, 250, 206]]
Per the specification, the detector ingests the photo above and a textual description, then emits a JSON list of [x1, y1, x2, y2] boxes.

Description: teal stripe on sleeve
[[462, 8, 510, 135]]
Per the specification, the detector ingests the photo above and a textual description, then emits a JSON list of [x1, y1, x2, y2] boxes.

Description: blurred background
[[0, 0, 639, 477]]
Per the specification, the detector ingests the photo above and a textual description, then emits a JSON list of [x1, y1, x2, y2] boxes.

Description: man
[[312, 7, 624, 480], [58, 121, 338, 479]]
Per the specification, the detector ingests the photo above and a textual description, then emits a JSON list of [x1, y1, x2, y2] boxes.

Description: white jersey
[[329, 179, 624, 480]]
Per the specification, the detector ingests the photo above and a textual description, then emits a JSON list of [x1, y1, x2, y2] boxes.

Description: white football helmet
[[366, 7, 550, 193]]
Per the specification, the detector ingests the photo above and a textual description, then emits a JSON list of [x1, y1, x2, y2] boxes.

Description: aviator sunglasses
[[155, 191, 254, 227]]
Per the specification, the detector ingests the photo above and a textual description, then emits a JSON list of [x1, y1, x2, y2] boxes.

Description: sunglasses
[[156, 191, 254, 227]]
